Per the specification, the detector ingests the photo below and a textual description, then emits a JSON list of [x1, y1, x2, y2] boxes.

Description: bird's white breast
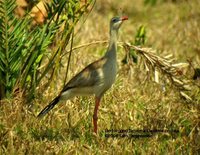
[[94, 58, 117, 97]]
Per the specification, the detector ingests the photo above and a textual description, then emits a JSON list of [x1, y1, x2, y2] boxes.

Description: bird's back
[[61, 52, 117, 98]]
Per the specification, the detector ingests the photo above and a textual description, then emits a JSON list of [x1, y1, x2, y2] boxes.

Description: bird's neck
[[105, 29, 118, 58]]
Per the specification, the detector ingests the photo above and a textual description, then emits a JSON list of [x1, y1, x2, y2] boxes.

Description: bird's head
[[110, 16, 128, 31]]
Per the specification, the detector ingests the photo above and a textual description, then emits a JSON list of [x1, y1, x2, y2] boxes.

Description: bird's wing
[[62, 57, 108, 92]]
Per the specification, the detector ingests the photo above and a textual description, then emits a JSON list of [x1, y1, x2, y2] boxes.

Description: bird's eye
[[112, 18, 118, 22]]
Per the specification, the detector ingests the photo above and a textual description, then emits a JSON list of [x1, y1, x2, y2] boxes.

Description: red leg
[[93, 97, 101, 134]]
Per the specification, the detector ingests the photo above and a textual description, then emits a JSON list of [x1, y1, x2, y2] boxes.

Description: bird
[[37, 16, 128, 134]]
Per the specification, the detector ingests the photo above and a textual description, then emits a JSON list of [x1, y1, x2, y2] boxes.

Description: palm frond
[[123, 43, 193, 101], [0, 0, 26, 97]]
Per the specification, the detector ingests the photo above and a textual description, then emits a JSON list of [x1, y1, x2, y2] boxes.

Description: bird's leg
[[93, 97, 101, 134]]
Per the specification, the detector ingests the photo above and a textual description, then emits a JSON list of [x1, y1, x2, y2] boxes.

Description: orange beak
[[121, 16, 128, 21]]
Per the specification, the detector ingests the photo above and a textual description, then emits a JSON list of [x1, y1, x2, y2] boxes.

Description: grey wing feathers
[[62, 57, 107, 92]]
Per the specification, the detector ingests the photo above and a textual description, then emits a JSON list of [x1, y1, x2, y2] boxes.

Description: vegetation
[[0, 0, 93, 99], [0, 0, 199, 154]]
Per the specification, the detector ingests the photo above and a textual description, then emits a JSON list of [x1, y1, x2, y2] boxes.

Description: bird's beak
[[121, 16, 128, 21]]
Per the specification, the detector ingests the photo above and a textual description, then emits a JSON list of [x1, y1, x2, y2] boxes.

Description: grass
[[0, 0, 200, 154]]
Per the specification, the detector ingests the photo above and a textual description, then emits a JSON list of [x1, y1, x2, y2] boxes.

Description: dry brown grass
[[1, 0, 200, 154]]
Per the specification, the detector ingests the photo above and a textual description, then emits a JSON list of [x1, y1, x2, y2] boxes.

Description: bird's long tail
[[37, 96, 60, 118]]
